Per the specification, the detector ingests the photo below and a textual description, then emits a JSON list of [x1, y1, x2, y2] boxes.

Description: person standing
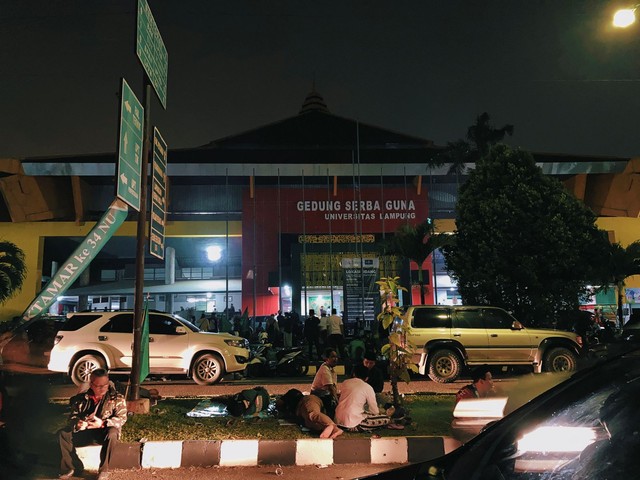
[[335, 364, 390, 431], [327, 308, 345, 358], [197, 313, 210, 332], [57, 369, 127, 480], [280, 311, 294, 348], [319, 312, 328, 349], [304, 309, 322, 359]]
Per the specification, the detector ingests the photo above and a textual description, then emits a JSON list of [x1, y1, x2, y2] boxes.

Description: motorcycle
[[246, 338, 310, 377]]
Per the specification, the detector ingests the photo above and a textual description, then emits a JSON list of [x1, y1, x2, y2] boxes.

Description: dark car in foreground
[[360, 348, 640, 479]]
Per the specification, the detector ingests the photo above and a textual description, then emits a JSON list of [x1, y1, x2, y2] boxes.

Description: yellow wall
[[3, 216, 639, 322], [596, 217, 640, 290], [0, 220, 242, 322]]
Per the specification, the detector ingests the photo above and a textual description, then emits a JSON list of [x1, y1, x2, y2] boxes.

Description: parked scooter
[[246, 334, 309, 377]]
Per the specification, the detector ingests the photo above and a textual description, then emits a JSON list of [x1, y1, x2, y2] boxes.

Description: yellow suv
[[405, 305, 582, 383]]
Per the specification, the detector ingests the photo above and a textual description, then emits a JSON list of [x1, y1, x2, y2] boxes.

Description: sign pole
[[130, 78, 152, 402]]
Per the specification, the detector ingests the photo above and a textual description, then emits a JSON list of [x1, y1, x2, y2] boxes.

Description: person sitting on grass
[[334, 364, 390, 432], [455, 365, 495, 405], [278, 389, 343, 439], [310, 348, 340, 416]]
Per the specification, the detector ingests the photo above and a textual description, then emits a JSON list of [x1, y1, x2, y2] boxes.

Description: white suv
[[48, 311, 250, 386]]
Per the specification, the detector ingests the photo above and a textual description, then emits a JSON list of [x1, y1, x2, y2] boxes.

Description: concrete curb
[[76, 436, 461, 471]]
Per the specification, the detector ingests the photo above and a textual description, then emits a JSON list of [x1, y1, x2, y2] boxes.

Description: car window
[[60, 314, 103, 331], [412, 308, 450, 328], [149, 314, 182, 335], [453, 309, 483, 329], [442, 356, 640, 480], [100, 313, 134, 333], [482, 309, 514, 329]]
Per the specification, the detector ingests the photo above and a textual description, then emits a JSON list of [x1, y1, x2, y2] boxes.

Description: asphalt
[[1, 363, 523, 479]]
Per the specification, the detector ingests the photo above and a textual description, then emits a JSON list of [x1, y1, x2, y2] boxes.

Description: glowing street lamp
[[613, 8, 637, 28]]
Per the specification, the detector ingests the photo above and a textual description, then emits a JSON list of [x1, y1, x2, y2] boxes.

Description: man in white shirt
[[334, 364, 390, 431], [310, 348, 339, 417], [311, 348, 339, 399], [327, 308, 345, 357]]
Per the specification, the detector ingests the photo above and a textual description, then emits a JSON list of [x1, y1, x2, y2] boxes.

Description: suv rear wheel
[[71, 354, 106, 386], [543, 347, 577, 373], [192, 353, 224, 385], [428, 349, 462, 383]]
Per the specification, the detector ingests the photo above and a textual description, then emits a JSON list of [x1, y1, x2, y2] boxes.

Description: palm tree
[[0, 240, 27, 305], [387, 220, 451, 305], [605, 241, 640, 327], [466, 112, 514, 157], [433, 112, 514, 186]]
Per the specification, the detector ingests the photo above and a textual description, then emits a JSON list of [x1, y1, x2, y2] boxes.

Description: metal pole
[[130, 78, 152, 402], [225, 168, 229, 320], [278, 169, 283, 312]]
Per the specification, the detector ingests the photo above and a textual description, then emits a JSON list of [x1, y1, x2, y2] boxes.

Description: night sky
[[2, 0, 640, 159]]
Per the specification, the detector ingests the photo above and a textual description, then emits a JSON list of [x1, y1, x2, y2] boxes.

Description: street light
[[613, 8, 637, 28]]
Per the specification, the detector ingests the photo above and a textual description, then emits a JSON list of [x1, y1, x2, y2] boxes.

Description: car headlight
[[225, 339, 248, 348]]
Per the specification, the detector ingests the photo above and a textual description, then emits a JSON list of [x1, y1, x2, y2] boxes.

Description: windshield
[[438, 353, 640, 480]]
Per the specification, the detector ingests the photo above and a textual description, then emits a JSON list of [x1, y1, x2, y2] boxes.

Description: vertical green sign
[[117, 78, 144, 211], [150, 127, 167, 260], [136, 0, 168, 108]]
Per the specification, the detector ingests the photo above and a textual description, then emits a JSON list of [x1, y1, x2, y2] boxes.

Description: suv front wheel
[[192, 353, 224, 385], [543, 347, 577, 373], [71, 353, 106, 386], [428, 349, 462, 383]]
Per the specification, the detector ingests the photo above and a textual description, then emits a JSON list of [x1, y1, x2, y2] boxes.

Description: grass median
[[45, 393, 456, 441]]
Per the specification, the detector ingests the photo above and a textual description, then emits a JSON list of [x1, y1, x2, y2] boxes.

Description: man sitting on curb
[[335, 364, 390, 432], [58, 369, 127, 480], [455, 365, 495, 405]]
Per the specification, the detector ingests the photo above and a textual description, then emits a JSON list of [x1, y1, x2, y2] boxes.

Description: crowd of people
[[279, 347, 399, 437]]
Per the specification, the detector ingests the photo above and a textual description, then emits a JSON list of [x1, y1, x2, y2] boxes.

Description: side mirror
[[511, 320, 524, 330], [175, 326, 188, 335]]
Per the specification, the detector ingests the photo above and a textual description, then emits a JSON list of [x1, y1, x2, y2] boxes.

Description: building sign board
[[116, 78, 144, 211], [150, 127, 167, 260], [136, 0, 168, 108]]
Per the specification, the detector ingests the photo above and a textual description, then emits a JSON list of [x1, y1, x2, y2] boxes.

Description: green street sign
[[150, 127, 167, 260], [117, 78, 144, 211], [136, 0, 168, 109]]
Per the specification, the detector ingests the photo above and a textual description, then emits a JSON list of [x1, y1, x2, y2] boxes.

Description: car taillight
[[54, 335, 63, 345]]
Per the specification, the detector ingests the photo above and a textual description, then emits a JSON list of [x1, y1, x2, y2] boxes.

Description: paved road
[[2, 362, 519, 400]]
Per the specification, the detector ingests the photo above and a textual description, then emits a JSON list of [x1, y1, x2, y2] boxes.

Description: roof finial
[[299, 79, 329, 114]]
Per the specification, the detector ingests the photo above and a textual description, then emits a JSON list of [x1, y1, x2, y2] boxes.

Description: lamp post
[[613, 7, 637, 28]]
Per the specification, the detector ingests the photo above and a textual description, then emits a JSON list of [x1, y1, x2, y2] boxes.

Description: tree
[[435, 112, 514, 185], [443, 145, 610, 326], [385, 220, 451, 305], [0, 240, 26, 306], [376, 276, 416, 408], [600, 241, 640, 326]]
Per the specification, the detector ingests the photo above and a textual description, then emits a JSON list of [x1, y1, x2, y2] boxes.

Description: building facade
[[1, 91, 639, 325]]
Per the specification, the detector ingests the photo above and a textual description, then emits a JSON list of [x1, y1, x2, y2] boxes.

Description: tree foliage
[[0, 240, 26, 305], [384, 220, 451, 304], [598, 241, 640, 326], [376, 276, 416, 407], [443, 145, 610, 326], [436, 112, 514, 179]]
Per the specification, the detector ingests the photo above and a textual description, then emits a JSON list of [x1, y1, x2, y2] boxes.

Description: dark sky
[[2, 0, 640, 159]]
